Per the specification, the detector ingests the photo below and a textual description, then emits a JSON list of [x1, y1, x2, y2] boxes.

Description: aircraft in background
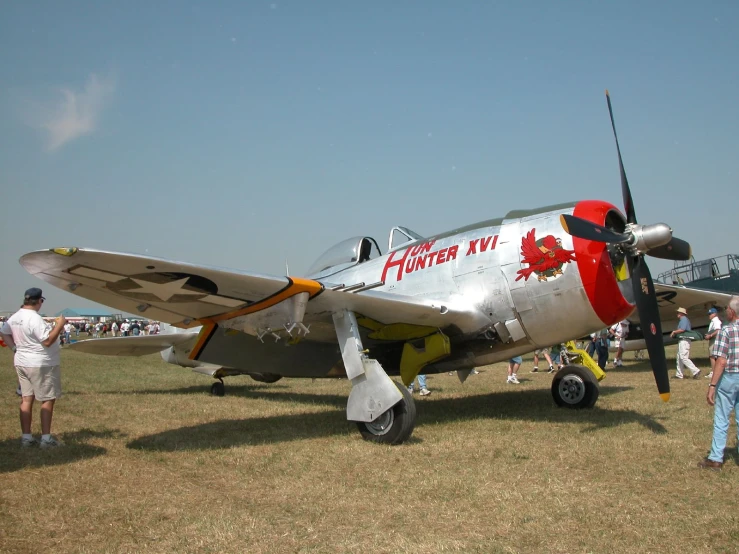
[[657, 254, 739, 293], [19, 92, 728, 445], [614, 255, 738, 352]]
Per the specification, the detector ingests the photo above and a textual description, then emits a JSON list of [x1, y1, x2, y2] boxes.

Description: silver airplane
[[17, 92, 730, 445]]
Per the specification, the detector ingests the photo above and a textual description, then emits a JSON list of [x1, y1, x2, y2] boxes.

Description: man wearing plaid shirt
[[699, 296, 739, 470]]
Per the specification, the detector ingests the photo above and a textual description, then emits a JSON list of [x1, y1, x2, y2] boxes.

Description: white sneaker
[[508, 375, 520, 384], [39, 436, 64, 449], [705, 372, 713, 379], [407, 386, 414, 394], [20, 437, 38, 448], [470, 369, 480, 375], [419, 388, 431, 396]]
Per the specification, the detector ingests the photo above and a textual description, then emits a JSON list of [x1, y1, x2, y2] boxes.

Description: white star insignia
[[120, 277, 203, 302]]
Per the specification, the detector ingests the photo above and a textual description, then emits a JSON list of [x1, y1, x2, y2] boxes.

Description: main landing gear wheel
[[551, 365, 599, 409], [356, 382, 416, 445], [210, 379, 225, 397]]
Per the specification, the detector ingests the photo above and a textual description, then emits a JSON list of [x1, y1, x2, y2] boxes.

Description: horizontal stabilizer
[[68, 334, 195, 357]]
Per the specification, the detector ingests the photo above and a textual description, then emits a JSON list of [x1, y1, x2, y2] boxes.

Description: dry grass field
[[1, 342, 738, 553]]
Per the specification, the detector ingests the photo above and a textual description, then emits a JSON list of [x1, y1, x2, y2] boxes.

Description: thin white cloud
[[41, 73, 116, 151]]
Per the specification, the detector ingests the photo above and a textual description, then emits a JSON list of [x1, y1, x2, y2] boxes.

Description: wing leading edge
[[20, 248, 491, 341]]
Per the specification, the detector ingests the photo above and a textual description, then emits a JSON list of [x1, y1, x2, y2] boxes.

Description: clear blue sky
[[1, 1, 737, 314]]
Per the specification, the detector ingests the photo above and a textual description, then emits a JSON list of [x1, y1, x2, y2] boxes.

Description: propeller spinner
[[560, 91, 690, 402]]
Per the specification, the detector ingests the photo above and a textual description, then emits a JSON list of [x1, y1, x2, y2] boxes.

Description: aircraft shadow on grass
[[102, 382, 633, 409], [126, 385, 666, 452], [0, 428, 125, 474]]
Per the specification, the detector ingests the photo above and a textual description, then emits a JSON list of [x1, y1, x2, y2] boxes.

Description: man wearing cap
[[704, 308, 723, 380], [699, 296, 739, 470], [670, 307, 701, 379], [0, 288, 66, 448]]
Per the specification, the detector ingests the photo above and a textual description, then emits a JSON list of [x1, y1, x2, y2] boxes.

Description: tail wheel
[[210, 380, 225, 397], [552, 365, 599, 409], [356, 382, 416, 445]]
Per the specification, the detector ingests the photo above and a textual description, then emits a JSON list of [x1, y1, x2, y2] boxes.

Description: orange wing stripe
[[204, 277, 324, 324], [189, 322, 217, 360]]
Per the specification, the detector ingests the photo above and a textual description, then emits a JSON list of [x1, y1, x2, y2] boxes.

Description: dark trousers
[[586, 341, 596, 358], [597, 345, 609, 370]]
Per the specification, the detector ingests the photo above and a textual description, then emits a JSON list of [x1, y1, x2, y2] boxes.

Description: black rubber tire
[[248, 372, 283, 384], [551, 365, 599, 409], [210, 381, 226, 397], [356, 382, 416, 445]]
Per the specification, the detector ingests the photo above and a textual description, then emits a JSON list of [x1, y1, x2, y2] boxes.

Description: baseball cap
[[708, 307, 718, 314], [24, 287, 44, 301]]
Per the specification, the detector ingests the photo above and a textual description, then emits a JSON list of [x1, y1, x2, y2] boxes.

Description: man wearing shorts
[[0, 288, 66, 448], [532, 347, 554, 373], [507, 356, 522, 384]]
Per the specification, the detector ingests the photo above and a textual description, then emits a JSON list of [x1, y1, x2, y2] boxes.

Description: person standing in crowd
[[704, 307, 723, 380], [507, 356, 522, 384], [586, 332, 598, 359], [594, 327, 611, 370], [611, 319, 629, 367], [62, 321, 73, 346], [111, 320, 119, 337], [699, 296, 739, 470], [407, 374, 431, 396], [532, 347, 554, 373], [0, 288, 65, 448], [670, 307, 701, 379]]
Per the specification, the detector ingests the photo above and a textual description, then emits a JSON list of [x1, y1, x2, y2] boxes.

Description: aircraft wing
[[649, 283, 731, 330], [68, 334, 196, 357], [20, 248, 490, 339]]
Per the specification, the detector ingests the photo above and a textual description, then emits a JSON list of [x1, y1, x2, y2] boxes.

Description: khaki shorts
[[16, 365, 62, 401], [534, 347, 550, 355]]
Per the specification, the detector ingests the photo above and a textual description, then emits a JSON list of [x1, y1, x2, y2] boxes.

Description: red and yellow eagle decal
[[516, 229, 576, 282]]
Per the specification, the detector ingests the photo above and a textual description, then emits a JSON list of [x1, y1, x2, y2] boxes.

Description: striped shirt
[[711, 321, 739, 373]]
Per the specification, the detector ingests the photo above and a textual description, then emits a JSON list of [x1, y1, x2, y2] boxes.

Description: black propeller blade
[[606, 91, 670, 401], [627, 256, 670, 400], [606, 89, 637, 225], [560, 214, 630, 244], [647, 237, 692, 261]]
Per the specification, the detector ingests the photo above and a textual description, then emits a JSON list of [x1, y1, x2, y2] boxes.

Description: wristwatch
[[709, 384, 716, 388]]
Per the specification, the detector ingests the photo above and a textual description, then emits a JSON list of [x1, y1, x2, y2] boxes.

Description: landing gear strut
[[332, 309, 415, 444]]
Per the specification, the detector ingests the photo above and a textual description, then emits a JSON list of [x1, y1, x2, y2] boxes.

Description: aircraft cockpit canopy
[[305, 236, 382, 279], [388, 226, 424, 252]]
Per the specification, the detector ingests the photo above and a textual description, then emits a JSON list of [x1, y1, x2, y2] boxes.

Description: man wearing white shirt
[[610, 320, 630, 367], [704, 307, 723, 380], [0, 288, 66, 448]]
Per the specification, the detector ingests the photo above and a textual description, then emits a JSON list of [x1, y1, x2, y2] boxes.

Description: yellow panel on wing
[[356, 315, 438, 341]]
